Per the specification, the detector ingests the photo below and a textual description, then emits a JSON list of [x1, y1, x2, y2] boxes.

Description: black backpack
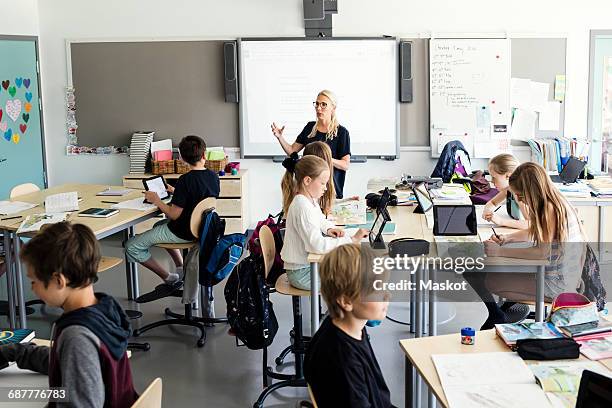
[[224, 254, 278, 350]]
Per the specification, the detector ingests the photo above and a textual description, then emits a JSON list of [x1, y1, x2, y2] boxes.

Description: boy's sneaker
[[136, 280, 184, 303]]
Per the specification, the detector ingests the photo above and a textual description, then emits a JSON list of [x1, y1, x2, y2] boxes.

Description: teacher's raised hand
[[271, 122, 285, 139]]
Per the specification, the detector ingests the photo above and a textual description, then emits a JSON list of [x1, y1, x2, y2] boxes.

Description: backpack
[[224, 254, 279, 350], [198, 210, 247, 287], [248, 212, 285, 285], [578, 244, 607, 311], [431, 140, 471, 183]]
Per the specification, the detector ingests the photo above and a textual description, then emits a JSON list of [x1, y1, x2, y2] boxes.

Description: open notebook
[[432, 352, 551, 407]]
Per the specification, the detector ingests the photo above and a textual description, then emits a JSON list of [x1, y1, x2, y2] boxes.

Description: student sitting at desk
[[0, 222, 138, 407], [280, 155, 368, 290], [272, 89, 351, 198], [125, 135, 219, 301], [482, 154, 529, 229], [469, 162, 586, 329], [305, 244, 395, 408]]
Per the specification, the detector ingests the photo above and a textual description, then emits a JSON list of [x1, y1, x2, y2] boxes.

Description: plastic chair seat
[[154, 242, 196, 250], [275, 274, 311, 297], [98, 256, 123, 273]]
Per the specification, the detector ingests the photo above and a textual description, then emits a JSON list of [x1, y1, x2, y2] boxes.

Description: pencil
[[493, 205, 502, 213], [101, 201, 120, 204], [1, 215, 22, 221]]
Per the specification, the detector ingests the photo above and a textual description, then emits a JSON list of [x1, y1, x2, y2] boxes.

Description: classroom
[[2, 0, 612, 407]]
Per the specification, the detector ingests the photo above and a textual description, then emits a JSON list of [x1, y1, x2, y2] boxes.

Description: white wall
[[35, 0, 612, 222], [0, 0, 39, 35]]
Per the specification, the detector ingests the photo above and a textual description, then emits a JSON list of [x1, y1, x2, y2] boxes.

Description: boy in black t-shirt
[[125, 135, 220, 302], [304, 244, 395, 408]]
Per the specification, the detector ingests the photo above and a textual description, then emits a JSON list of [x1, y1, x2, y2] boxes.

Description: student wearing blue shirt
[[272, 89, 351, 198]]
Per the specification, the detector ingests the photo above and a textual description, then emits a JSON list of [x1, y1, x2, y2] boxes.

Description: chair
[[131, 377, 162, 408], [133, 198, 227, 347], [9, 183, 40, 198], [255, 226, 307, 408]]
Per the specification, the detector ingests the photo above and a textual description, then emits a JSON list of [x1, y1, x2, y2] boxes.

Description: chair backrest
[[307, 384, 319, 408], [131, 377, 162, 408], [10, 183, 40, 198], [259, 225, 275, 280], [190, 197, 216, 239]]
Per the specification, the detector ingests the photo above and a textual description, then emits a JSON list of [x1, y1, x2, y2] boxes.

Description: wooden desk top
[[0, 184, 158, 236], [307, 205, 425, 263], [400, 330, 612, 408], [123, 169, 248, 180], [307, 205, 548, 267]]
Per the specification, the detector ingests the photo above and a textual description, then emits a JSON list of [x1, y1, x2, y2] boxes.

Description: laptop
[[551, 156, 586, 184], [576, 370, 612, 408]]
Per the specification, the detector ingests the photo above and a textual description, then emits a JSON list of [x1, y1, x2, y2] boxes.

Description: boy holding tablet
[[125, 135, 220, 302]]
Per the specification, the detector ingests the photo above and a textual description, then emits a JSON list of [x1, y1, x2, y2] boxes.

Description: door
[[0, 36, 46, 199]]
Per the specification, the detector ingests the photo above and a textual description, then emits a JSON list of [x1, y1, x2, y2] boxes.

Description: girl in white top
[[469, 162, 586, 329], [280, 155, 368, 290]]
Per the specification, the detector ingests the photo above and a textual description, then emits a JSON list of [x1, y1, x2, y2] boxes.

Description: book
[[78, 208, 119, 218], [17, 213, 69, 234], [529, 360, 612, 408], [576, 333, 612, 360], [558, 319, 612, 338], [329, 199, 366, 225], [495, 322, 563, 347], [44, 192, 79, 213], [110, 198, 157, 211], [0, 328, 35, 345], [432, 352, 551, 408]]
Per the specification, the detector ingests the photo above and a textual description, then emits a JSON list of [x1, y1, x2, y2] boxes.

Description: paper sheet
[[475, 205, 512, 226], [511, 109, 537, 141], [444, 384, 551, 408], [538, 101, 561, 131], [111, 198, 157, 211], [511, 78, 533, 110], [555, 75, 566, 102], [530, 81, 550, 112], [474, 138, 510, 158], [150, 139, 172, 153], [491, 110, 511, 139], [44, 192, 79, 214], [0, 201, 37, 215]]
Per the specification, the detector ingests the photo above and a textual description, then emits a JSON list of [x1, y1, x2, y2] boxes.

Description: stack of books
[[495, 322, 564, 348], [589, 177, 612, 198], [129, 131, 155, 174]]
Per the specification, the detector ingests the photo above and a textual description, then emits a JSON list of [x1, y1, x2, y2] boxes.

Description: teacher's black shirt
[[296, 121, 351, 199]]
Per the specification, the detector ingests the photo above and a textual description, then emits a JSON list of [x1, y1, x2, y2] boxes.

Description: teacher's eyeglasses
[[313, 101, 328, 110]]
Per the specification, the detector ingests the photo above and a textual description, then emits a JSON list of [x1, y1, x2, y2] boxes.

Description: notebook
[[432, 352, 551, 408], [0, 329, 35, 346], [495, 322, 564, 347]]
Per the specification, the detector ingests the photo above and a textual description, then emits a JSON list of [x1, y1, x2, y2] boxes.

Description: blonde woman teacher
[[272, 89, 351, 199]]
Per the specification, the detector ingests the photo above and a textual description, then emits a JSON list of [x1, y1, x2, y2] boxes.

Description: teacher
[[271, 89, 351, 199]]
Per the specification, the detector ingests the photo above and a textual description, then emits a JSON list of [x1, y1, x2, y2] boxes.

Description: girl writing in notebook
[[469, 162, 586, 329], [280, 155, 368, 290], [481, 153, 529, 229]]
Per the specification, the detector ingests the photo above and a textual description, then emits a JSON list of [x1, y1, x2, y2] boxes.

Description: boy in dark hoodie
[[0, 222, 138, 407]]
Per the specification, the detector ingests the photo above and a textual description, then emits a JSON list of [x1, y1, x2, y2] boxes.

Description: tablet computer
[[369, 210, 388, 248], [78, 208, 119, 218], [412, 182, 433, 213], [142, 176, 170, 201], [433, 205, 477, 236]]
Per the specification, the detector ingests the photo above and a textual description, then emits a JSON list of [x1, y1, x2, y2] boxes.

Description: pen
[[101, 201, 120, 204], [493, 205, 502, 213], [491, 227, 502, 244], [1, 215, 22, 221]]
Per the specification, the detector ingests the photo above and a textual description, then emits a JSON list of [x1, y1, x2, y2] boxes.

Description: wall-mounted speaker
[[399, 40, 413, 103], [223, 41, 239, 103]]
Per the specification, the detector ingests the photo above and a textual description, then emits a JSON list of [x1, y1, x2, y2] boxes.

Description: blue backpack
[[198, 210, 247, 287]]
